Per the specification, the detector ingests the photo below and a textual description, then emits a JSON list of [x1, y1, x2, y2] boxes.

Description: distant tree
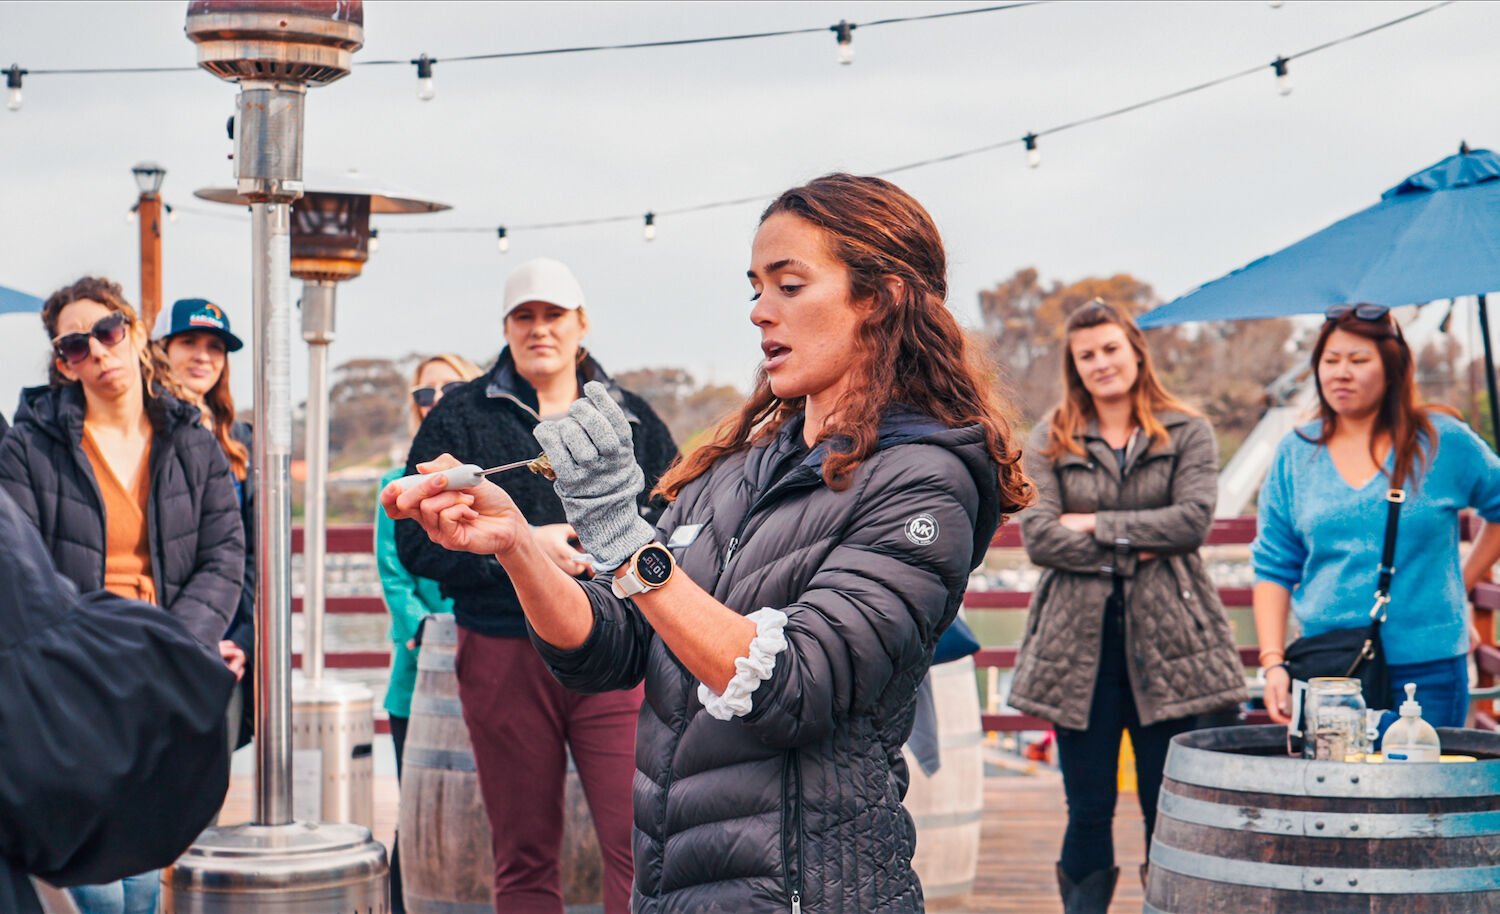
[[614, 367, 743, 451], [327, 357, 407, 467], [977, 267, 1298, 455]]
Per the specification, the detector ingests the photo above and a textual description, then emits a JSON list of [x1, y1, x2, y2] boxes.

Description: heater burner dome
[[185, 0, 364, 85]]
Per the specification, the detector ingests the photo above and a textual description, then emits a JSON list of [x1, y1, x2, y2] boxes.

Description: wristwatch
[[611, 542, 676, 599]]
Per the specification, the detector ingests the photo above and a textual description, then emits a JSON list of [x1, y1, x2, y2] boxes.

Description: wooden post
[[138, 194, 163, 331]]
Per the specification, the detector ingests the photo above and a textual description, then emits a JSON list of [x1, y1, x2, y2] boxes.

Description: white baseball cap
[[503, 257, 586, 317]]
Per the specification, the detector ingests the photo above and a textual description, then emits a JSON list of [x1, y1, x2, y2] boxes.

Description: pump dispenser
[[1383, 682, 1442, 762]]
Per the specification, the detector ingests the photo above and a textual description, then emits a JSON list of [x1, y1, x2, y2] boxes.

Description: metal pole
[[301, 279, 337, 684], [1478, 293, 1500, 451], [137, 193, 163, 331], [252, 200, 296, 826]]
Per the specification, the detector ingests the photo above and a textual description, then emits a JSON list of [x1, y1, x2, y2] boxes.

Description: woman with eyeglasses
[[375, 352, 480, 913], [1254, 304, 1500, 729], [394, 259, 677, 914], [1007, 300, 1246, 912], [0, 276, 244, 914], [153, 298, 256, 756]]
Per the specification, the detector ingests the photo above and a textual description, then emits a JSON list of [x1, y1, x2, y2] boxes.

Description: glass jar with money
[[1303, 677, 1372, 761]]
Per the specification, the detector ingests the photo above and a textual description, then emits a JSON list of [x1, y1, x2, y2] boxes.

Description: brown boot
[[1055, 863, 1119, 914]]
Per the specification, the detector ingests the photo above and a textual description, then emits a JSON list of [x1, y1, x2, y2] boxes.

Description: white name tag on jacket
[[667, 524, 704, 549]]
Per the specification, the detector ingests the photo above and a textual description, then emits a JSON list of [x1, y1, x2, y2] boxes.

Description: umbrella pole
[[1478, 293, 1500, 451]]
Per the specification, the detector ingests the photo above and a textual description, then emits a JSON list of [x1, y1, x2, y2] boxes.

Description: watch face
[[636, 545, 674, 586]]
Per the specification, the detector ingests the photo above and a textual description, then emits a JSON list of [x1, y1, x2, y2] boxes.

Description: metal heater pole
[[251, 198, 297, 827], [1479, 293, 1500, 452], [301, 280, 336, 684]]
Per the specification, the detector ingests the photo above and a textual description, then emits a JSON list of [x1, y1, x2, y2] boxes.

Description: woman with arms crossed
[[386, 173, 1031, 913]]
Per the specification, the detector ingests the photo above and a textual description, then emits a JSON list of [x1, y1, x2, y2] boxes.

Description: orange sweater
[[80, 426, 156, 605]]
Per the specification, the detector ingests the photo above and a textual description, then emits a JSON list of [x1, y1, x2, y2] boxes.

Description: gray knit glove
[[532, 381, 656, 572]]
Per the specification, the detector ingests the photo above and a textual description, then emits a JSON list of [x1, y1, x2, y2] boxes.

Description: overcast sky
[[2, 0, 1497, 421]]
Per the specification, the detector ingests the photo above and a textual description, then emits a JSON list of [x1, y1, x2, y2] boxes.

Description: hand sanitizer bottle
[[1383, 683, 1441, 762]]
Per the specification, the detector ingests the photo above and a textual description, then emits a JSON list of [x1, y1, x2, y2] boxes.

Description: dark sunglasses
[[1325, 303, 1390, 322], [52, 311, 130, 364], [411, 381, 466, 408]]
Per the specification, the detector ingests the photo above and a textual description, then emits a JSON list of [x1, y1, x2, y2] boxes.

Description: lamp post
[[132, 162, 166, 330], [198, 170, 447, 829], [167, 3, 389, 911]]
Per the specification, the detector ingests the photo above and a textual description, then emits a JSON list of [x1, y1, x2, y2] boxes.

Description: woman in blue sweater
[[1252, 304, 1500, 727]]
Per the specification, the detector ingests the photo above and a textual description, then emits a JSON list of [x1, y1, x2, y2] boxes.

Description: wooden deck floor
[[221, 766, 1144, 913]]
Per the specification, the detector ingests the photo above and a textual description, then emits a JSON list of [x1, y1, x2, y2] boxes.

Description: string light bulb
[[496, 226, 509, 254], [166, 203, 178, 224], [5, 64, 25, 112], [412, 54, 436, 102], [125, 206, 137, 224], [832, 21, 855, 66], [367, 227, 379, 253], [643, 212, 657, 242], [1272, 56, 1292, 96], [1023, 133, 1040, 169]]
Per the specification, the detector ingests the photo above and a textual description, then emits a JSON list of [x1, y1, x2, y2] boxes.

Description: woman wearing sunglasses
[[375, 352, 479, 912], [154, 298, 256, 756], [1254, 304, 1500, 729], [0, 276, 244, 914], [394, 259, 677, 914]]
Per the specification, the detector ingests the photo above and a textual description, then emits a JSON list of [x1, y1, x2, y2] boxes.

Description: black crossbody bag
[[1284, 487, 1403, 709]]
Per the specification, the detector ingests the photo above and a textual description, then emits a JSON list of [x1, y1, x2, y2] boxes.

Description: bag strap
[[1371, 488, 1405, 623]]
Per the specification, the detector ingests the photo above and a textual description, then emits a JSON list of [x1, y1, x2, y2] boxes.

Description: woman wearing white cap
[[396, 257, 678, 914]]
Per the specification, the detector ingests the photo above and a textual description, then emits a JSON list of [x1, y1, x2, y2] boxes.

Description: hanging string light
[[1023, 132, 1040, 168], [643, 212, 657, 241], [1272, 56, 1292, 95], [368, 227, 380, 252], [6, 64, 25, 112], [496, 225, 509, 253], [412, 53, 436, 101], [167, 203, 178, 224], [832, 21, 855, 65]]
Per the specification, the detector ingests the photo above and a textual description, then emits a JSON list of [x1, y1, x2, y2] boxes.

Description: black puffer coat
[[0, 384, 244, 648], [532, 411, 1002, 914], [0, 487, 233, 914], [399, 349, 677, 637]]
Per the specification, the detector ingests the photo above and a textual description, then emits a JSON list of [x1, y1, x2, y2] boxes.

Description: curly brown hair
[[41, 276, 187, 404], [653, 173, 1033, 520]]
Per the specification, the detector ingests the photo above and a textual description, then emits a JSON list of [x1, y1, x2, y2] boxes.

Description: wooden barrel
[[902, 656, 984, 900], [1146, 724, 1500, 914], [398, 616, 604, 914]]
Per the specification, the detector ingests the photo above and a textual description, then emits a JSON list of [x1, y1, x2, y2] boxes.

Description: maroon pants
[[455, 629, 641, 914]]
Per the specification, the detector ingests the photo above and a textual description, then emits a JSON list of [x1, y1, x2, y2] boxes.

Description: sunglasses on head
[[411, 381, 466, 408], [53, 311, 130, 364], [1325, 304, 1391, 322]]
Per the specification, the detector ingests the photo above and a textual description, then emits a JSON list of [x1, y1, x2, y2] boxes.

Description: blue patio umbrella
[[0, 285, 43, 314], [1138, 144, 1500, 445]]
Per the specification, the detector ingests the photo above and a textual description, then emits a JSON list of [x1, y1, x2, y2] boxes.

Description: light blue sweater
[[1252, 414, 1500, 665]]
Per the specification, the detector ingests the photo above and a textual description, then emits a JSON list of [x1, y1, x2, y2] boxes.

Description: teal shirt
[[376, 466, 454, 718], [1252, 415, 1500, 665]]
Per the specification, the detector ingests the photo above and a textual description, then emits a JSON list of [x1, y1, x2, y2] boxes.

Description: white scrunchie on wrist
[[697, 608, 788, 721]]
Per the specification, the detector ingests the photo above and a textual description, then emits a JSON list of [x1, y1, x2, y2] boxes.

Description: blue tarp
[[1139, 148, 1500, 328]]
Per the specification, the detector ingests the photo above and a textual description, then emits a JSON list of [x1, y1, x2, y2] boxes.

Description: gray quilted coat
[[1007, 411, 1246, 731], [531, 410, 1002, 914]]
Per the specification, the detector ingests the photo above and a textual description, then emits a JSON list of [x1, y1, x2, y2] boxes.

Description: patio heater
[[197, 171, 448, 829], [164, 2, 388, 911]]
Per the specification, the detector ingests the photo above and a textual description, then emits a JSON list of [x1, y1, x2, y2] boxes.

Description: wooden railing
[[293, 517, 1500, 734]]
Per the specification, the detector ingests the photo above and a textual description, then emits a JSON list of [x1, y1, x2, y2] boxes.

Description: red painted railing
[[293, 517, 1500, 734]]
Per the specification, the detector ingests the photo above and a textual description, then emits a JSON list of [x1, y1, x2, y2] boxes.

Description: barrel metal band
[[1160, 788, 1500, 839], [1150, 842, 1500, 894], [409, 695, 465, 717], [403, 747, 476, 772], [1164, 743, 1498, 798]]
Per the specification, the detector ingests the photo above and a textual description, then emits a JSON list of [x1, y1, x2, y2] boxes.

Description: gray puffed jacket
[[1007, 411, 1247, 731], [532, 410, 1003, 914]]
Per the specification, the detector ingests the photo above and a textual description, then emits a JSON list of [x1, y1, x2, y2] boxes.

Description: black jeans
[[389, 714, 408, 913], [1054, 585, 1193, 883]]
